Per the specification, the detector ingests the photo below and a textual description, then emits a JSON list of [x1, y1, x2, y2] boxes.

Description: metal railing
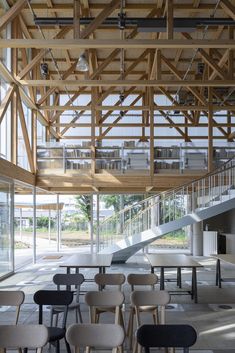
[[98, 157, 235, 250]]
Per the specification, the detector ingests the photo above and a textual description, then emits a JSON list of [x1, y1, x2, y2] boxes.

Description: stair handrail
[[99, 155, 235, 228]]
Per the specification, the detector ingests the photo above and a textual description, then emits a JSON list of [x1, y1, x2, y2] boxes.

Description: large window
[[0, 177, 13, 278]]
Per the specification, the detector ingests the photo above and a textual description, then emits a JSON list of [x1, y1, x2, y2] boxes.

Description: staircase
[[98, 157, 235, 263]]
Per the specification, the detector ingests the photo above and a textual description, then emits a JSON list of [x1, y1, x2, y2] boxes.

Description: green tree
[[74, 195, 91, 221], [74, 195, 93, 251], [101, 194, 143, 213]]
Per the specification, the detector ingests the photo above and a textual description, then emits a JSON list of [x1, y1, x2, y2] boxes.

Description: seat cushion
[[48, 327, 66, 341]]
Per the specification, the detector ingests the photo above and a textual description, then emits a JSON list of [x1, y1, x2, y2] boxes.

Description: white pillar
[[48, 208, 51, 244], [90, 194, 94, 254], [96, 194, 100, 253], [19, 207, 22, 240], [192, 221, 203, 256], [56, 194, 60, 252], [32, 186, 36, 264]]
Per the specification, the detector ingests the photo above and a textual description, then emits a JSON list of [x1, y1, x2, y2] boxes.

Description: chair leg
[[56, 340, 60, 353], [119, 309, 126, 335], [153, 309, 158, 324], [75, 308, 78, 323], [65, 338, 71, 353], [127, 308, 134, 349], [78, 306, 83, 323]]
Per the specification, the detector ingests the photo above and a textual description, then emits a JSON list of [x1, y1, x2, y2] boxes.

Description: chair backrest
[[53, 273, 84, 303], [0, 324, 48, 352], [137, 324, 197, 353], [66, 323, 124, 351], [127, 273, 158, 291], [130, 290, 170, 325], [85, 291, 125, 324], [0, 290, 25, 324], [94, 273, 125, 290], [33, 290, 73, 328]]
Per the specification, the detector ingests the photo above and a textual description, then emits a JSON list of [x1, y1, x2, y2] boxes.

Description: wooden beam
[[80, 0, 120, 38], [167, 0, 173, 40], [220, 0, 235, 20], [0, 157, 35, 185], [17, 89, 35, 174], [0, 85, 16, 124], [182, 33, 228, 79], [17, 27, 71, 80], [20, 79, 235, 87], [2, 39, 235, 49], [0, 0, 27, 33]]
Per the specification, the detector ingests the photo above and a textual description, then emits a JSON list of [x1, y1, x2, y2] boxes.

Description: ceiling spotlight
[[77, 54, 89, 72], [119, 93, 125, 103], [40, 63, 49, 78]]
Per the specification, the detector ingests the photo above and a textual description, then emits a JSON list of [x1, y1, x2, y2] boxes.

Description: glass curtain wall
[[0, 177, 14, 278]]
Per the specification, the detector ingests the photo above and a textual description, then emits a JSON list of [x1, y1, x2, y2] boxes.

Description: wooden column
[[11, 18, 18, 165], [207, 50, 213, 172], [150, 87, 154, 178], [167, 0, 173, 40], [91, 88, 96, 175]]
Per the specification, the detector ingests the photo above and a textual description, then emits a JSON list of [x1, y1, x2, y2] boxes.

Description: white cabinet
[[203, 231, 218, 256]]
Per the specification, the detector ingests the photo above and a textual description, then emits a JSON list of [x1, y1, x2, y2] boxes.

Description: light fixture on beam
[[40, 63, 49, 78], [77, 54, 89, 72]]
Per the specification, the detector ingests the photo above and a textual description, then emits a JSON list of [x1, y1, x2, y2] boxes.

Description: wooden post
[[150, 87, 154, 178], [167, 0, 174, 40]]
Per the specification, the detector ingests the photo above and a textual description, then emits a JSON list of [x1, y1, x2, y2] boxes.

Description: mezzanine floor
[[1, 252, 235, 353]]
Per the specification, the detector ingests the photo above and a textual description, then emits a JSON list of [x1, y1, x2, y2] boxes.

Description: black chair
[[51, 273, 84, 325], [137, 324, 197, 353], [33, 290, 73, 353]]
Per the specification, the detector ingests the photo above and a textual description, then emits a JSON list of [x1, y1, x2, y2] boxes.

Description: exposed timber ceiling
[[0, 0, 235, 193]]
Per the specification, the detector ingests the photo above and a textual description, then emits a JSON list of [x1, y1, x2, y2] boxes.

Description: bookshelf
[[37, 143, 235, 175]]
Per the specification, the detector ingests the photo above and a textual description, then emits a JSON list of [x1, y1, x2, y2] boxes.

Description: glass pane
[[0, 178, 13, 278]]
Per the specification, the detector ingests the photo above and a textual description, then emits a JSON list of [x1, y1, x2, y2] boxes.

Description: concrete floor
[[1, 253, 235, 353]]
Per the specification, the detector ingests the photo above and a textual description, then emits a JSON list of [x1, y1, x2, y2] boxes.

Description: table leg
[[160, 267, 165, 290], [216, 259, 222, 288], [192, 268, 198, 303], [66, 267, 71, 290], [177, 267, 182, 288]]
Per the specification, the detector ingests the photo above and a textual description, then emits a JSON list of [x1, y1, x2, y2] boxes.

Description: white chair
[[0, 324, 48, 353], [0, 290, 25, 324], [130, 290, 170, 352], [51, 273, 84, 325], [126, 273, 158, 348], [66, 323, 125, 353]]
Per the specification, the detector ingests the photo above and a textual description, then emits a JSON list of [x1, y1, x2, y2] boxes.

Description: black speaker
[[218, 234, 226, 254]]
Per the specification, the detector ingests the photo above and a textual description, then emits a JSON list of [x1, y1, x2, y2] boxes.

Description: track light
[[77, 54, 89, 72], [40, 63, 49, 78]]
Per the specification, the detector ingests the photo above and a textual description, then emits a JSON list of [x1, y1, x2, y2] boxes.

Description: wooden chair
[[51, 273, 84, 325], [126, 274, 158, 348], [94, 273, 126, 330], [34, 290, 73, 353], [94, 273, 125, 291], [0, 324, 48, 353], [0, 290, 25, 324], [130, 290, 170, 351], [85, 290, 125, 327], [66, 323, 125, 353], [137, 324, 197, 353]]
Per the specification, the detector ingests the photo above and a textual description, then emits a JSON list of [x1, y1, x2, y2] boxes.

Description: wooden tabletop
[[59, 253, 113, 268], [146, 254, 203, 268], [211, 254, 235, 265]]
